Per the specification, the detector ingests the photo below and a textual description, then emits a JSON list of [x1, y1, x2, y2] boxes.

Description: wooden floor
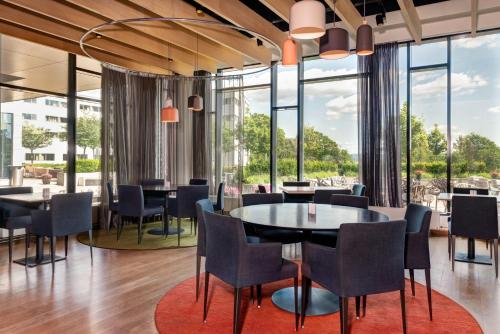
[[0, 235, 499, 334]]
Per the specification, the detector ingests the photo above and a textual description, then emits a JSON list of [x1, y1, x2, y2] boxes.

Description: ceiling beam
[[4, 0, 216, 72], [396, 0, 422, 44], [128, 0, 272, 66], [194, 0, 288, 49], [324, 0, 364, 36], [0, 19, 170, 74], [0, 2, 195, 75], [258, 0, 294, 22], [66, 0, 244, 69], [471, 0, 478, 37]]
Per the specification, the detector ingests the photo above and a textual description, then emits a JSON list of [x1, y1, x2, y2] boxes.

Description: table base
[[14, 255, 66, 267], [147, 227, 184, 236], [455, 253, 492, 265], [271, 287, 339, 316]]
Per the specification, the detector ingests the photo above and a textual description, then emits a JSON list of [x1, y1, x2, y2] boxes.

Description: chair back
[[242, 193, 283, 206], [214, 182, 225, 211], [117, 185, 144, 217], [204, 211, 247, 286], [283, 181, 310, 187], [453, 187, 488, 195], [404, 203, 432, 269], [106, 181, 115, 207], [175, 185, 210, 218], [195, 199, 214, 257], [258, 185, 267, 193], [352, 184, 366, 196], [405, 203, 432, 234], [141, 179, 164, 186], [451, 195, 498, 239], [335, 220, 406, 297], [0, 186, 33, 196], [50, 192, 93, 236], [330, 194, 369, 209], [314, 189, 351, 204], [0, 186, 33, 225], [189, 178, 208, 185]]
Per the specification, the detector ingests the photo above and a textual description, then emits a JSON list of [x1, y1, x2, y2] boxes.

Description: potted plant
[[415, 169, 424, 181], [41, 173, 52, 185], [491, 171, 498, 179]]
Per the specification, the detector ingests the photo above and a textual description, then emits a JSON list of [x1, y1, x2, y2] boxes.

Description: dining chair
[[141, 178, 165, 208], [352, 184, 367, 196], [257, 185, 267, 193], [450, 195, 499, 277], [212, 182, 225, 213], [313, 189, 351, 204], [283, 181, 310, 187], [29, 192, 94, 274], [203, 211, 299, 334], [282, 181, 312, 203], [301, 220, 407, 334], [453, 187, 489, 195], [189, 178, 208, 185], [167, 185, 209, 246], [117, 185, 164, 244], [106, 181, 119, 232], [0, 186, 33, 263]]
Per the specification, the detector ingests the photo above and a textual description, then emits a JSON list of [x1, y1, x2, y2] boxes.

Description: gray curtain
[[358, 42, 402, 207]]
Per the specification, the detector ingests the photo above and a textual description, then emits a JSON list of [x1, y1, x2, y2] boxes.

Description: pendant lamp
[[356, 0, 374, 56], [319, 1, 349, 60], [161, 98, 179, 123], [282, 36, 297, 66], [189, 34, 204, 111], [289, 0, 325, 40]]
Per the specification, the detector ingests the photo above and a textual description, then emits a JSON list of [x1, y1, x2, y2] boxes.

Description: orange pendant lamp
[[161, 98, 178, 123], [282, 36, 298, 66]]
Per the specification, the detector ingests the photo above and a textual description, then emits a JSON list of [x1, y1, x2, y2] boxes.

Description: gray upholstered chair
[[450, 195, 499, 277], [212, 182, 224, 213], [167, 185, 209, 246], [29, 192, 94, 274], [141, 178, 165, 207], [202, 211, 299, 333], [106, 181, 119, 232], [301, 221, 407, 334], [352, 184, 367, 196], [0, 186, 33, 263], [189, 178, 208, 185], [283, 181, 312, 203], [313, 189, 351, 204], [117, 185, 164, 244], [258, 185, 267, 193]]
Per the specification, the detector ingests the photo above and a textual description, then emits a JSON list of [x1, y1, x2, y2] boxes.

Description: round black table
[[230, 203, 389, 316]]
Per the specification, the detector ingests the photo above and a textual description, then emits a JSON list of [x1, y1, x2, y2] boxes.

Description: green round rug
[[77, 219, 197, 250]]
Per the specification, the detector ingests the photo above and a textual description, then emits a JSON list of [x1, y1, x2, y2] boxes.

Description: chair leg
[[64, 235, 69, 257], [256, 284, 262, 308], [233, 287, 242, 334], [89, 230, 93, 265], [190, 217, 193, 235], [490, 240, 493, 259], [451, 235, 456, 271], [447, 233, 451, 260], [117, 216, 123, 240], [355, 296, 360, 319], [107, 211, 112, 232], [49, 236, 55, 275], [494, 239, 498, 278], [177, 218, 181, 247], [138, 216, 143, 244], [425, 268, 433, 320], [24, 230, 30, 265], [409, 269, 415, 296], [362, 295, 367, 317], [339, 296, 344, 334], [196, 254, 201, 302], [300, 277, 310, 328], [194, 218, 197, 236], [203, 272, 210, 322], [400, 289, 407, 334], [8, 229, 13, 263], [250, 286, 254, 303], [342, 297, 348, 334], [293, 277, 299, 331]]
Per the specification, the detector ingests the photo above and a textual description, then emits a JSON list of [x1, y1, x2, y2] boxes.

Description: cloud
[[453, 35, 498, 49], [412, 72, 487, 97], [488, 106, 500, 113], [325, 95, 357, 119]]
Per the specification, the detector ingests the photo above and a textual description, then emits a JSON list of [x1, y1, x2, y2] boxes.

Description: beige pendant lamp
[[319, 1, 350, 60], [161, 98, 179, 123], [188, 34, 203, 111], [282, 36, 298, 66], [356, 0, 374, 56], [289, 0, 326, 40]]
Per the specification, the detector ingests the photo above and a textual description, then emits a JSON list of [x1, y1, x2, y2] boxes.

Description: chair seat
[[310, 231, 338, 248], [5, 215, 31, 229], [143, 205, 164, 217], [256, 229, 304, 244]]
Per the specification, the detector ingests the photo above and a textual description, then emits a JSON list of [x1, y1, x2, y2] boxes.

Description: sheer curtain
[[358, 43, 402, 207]]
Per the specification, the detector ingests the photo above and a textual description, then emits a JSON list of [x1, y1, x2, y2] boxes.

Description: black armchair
[[189, 178, 208, 185], [106, 181, 119, 232], [352, 184, 367, 196], [313, 189, 351, 204], [141, 178, 165, 208], [301, 221, 407, 334], [257, 185, 267, 193], [203, 211, 299, 333], [450, 195, 499, 277], [212, 182, 225, 213], [29, 192, 93, 273], [117, 185, 164, 244], [0, 186, 33, 263], [167, 185, 209, 246]]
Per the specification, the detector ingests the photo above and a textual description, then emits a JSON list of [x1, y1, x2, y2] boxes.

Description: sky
[[241, 32, 500, 155]]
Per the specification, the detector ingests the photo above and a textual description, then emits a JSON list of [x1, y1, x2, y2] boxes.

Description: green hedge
[[28, 159, 101, 173], [244, 158, 358, 178], [403, 160, 489, 176]]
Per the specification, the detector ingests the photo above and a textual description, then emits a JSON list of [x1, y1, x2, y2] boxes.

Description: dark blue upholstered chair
[[141, 178, 165, 208], [202, 211, 299, 333], [283, 181, 312, 203], [450, 195, 498, 277], [0, 186, 33, 263], [117, 185, 164, 244], [29, 192, 93, 273], [189, 178, 208, 185], [301, 221, 407, 334], [212, 182, 225, 213], [257, 185, 267, 193], [167, 185, 209, 246], [313, 189, 351, 204], [352, 184, 367, 196], [106, 181, 119, 232]]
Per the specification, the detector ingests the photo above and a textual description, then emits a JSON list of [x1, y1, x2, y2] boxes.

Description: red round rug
[[155, 274, 482, 333]]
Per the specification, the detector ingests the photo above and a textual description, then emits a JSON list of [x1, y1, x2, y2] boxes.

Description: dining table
[[437, 192, 500, 265], [230, 202, 389, 316], [279, 186, 348, 196], [142, 184, 180, 236]]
